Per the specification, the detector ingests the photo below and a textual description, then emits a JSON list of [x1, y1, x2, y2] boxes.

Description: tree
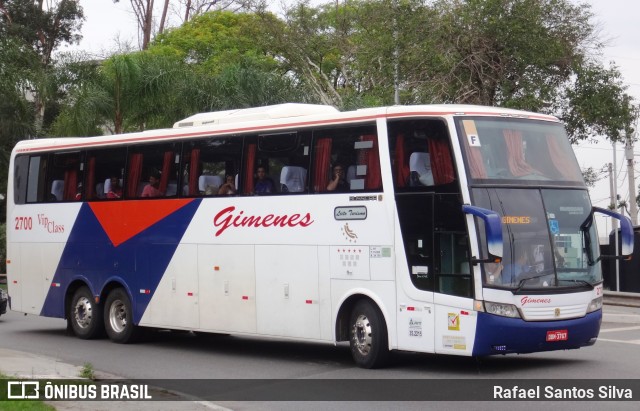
[[54, 52, 195, 135], [271, 0, 636, 142], [0, 0, 84, 135], [562, 63, 638, 143], [150, 10, 279, 73]]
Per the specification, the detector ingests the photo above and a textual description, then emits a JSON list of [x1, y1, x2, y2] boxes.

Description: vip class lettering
[[38, 213, 65, 233]]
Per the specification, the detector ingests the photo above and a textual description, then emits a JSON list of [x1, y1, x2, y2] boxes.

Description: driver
[[503, 248, 530, 284]]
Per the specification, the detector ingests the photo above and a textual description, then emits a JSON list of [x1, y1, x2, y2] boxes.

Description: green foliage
[[3, 0, 640, 147], [562, 63, 638, 143], [79, 362, 95, 380], [150, 10, 280, 74], [0, 0, 84, 63], [0, 374, 55, 409]]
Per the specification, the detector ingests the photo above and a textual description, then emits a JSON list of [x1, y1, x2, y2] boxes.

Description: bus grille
[[520, 304, 586, 321]]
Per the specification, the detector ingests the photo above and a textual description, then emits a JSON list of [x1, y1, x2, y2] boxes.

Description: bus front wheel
[[69, 286, 104, 339], [104, 288, 140, 343], [349, 300, 389, 369]]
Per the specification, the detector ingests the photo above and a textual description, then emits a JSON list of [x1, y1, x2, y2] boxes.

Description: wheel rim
[[108, 299, 127, 333], [74, 297, 93, 329], [352, 314, 372, 356]]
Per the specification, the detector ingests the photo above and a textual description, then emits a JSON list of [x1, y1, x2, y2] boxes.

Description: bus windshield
[[474, 188, 602, 290], [457, 117, 584, 185]]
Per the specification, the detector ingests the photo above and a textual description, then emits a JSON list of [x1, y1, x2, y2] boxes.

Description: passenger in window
[[218, 175, 237, 195], [327, 164, 348, 192], [106, 177, 122, 199], [254, 166, 275, 195], [141, 171, 163, 197]]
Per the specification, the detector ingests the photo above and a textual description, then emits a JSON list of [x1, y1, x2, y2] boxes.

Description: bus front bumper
[[472, 310, 601, 356]]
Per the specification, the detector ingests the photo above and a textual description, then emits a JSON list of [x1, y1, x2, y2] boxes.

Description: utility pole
[[625, 131, 638, 225], [392, 0, 400, 105], [610, 144, 620, 291]]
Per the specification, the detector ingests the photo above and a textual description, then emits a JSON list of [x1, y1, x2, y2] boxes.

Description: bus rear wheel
[[104, 288, 140, 343], [349, 300, 389, 369], [69, 286, 104, 339]]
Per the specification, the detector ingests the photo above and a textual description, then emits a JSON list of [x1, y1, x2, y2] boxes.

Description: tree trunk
[[142, 0, 154, 49], [184, 0, 192, 22], [158, 0, 169, 35]]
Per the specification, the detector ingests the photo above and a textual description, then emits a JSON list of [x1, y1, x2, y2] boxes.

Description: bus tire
[[349, 300, 389, 369], [70, 286, 104, 339], [104, 288, 140, 343]]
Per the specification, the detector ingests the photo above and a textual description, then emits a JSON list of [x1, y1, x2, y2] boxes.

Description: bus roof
[[13, 104, 559, 154]]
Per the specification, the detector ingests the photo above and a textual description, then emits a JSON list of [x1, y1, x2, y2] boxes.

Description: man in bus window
[[218, 174, 237, 195], [327, 164, 349, 192], [254, 166, 274, 195], [142, 171, 163, 197]]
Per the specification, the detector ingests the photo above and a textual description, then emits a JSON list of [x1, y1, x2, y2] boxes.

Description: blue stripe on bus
[[40, 200, 202, 321], [472, 310, 601, 356]]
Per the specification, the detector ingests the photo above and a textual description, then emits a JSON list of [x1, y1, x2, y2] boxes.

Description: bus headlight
[[484, 301, 521, 319], [587, 297, 603, 313]]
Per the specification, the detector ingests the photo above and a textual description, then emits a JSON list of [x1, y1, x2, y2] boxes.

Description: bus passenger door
[[432, 194, 476, 355], [395, 193, 436, 352]]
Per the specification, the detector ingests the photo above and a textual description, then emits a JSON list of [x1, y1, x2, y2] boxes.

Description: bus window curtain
[[546, 134, 581, 180], [63, 169, 78, 201], [394, 134, 409, 187], [159, 150, 173, 193], [361, 134, 382, 190], [461, 120, 487, 179], [127, 153, 143, 198], [504, 129, 538, 177], [313, 137, 332, 192], [243, 144, 256, 194], [188, 149, 200, 196], [427, 138, 455, 184], [86, 157, 96, 200]]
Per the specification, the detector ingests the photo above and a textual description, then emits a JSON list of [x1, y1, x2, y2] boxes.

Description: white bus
[[6, 103, 633, 368]]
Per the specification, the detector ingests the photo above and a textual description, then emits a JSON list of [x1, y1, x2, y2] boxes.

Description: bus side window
[[389, 120, 455, 191], [250, 132, 311, 195], [26, 155, 47, 203], [311, 125, 381, 193], [47, 152, 84, 202], [183, 137, 243, 197], [127, 143, 180, 198], [86, 148, 126, 200], [13, 155, 30, 204]]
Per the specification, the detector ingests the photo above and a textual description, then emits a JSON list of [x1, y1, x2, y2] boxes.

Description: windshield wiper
[[514, 269, 555, 293], [560, 279, 594, 289]]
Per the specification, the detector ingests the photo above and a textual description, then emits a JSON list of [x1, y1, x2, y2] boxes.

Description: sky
[[65, 0, 640, 236]]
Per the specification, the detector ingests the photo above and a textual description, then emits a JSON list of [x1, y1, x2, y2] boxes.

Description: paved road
[[1, 304, 639, 410]]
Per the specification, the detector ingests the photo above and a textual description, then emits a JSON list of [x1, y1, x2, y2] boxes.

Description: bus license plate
[[546, 330, 568, 342]]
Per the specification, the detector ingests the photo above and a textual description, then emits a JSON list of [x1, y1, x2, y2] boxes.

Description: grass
[[0, 373, 56, 410], [78, 363, 95, 380]]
